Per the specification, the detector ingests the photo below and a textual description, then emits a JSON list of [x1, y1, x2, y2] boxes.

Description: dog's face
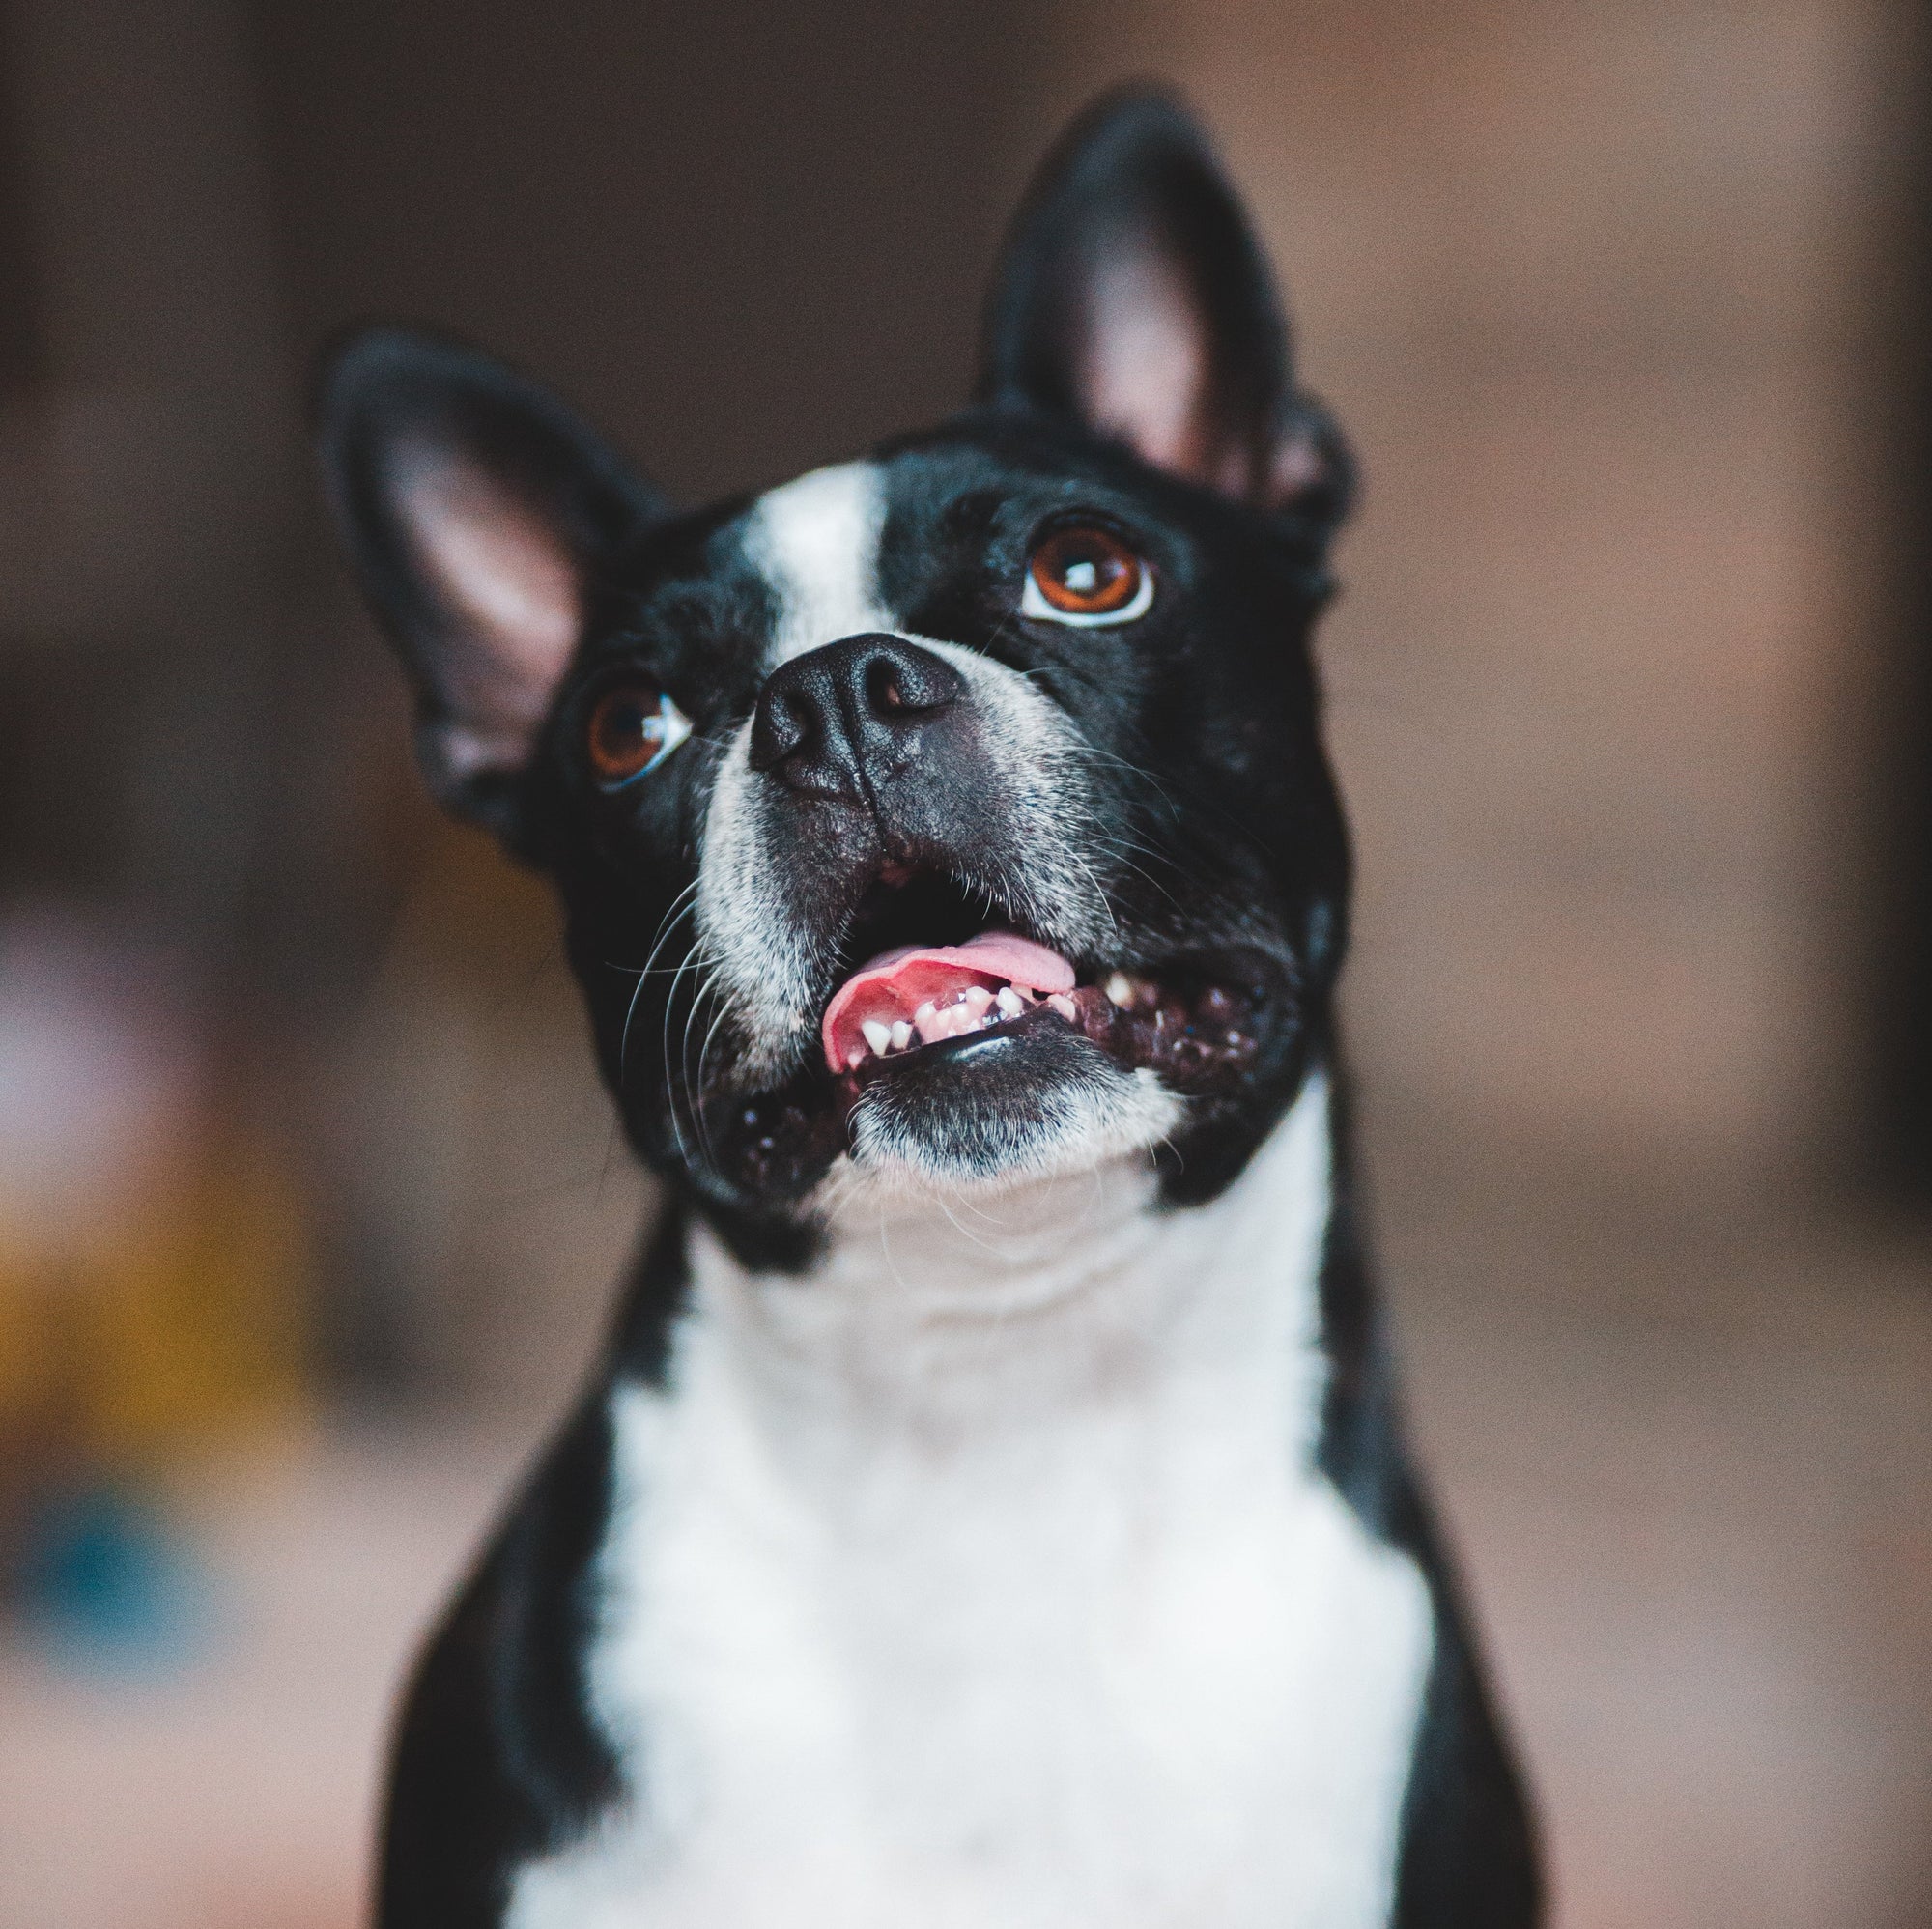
[[320, 93, 1354, 1248]]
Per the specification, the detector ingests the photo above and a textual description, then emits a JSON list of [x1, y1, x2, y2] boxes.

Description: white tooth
[[1105, 972, 1134, 1008], [914, 1001, 937, 1024], [963, 985, 993, 1017], [1047, 993, 1078, 1022], [996, 987, 1024, 1018], [846, 1046, 867, 1070], [862, 1019, 893, 1056], [890, 1020, 913, 1052]]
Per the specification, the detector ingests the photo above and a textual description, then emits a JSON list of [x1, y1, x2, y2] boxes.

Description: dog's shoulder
[[379, 1394, 622, 1929]]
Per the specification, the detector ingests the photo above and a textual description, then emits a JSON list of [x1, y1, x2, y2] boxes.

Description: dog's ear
[[976, 89, 1350, 527], [316, 327, 665, 850]]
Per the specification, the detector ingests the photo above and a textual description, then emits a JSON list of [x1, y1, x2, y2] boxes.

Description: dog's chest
[[508, 1094, 1435, 1929]]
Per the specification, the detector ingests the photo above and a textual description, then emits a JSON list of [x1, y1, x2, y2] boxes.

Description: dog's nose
[[750, 634, 964, 802]]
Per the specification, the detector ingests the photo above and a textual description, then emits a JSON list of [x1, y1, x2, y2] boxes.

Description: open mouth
[[823, 928, 1081, 1070], [821, 869, 1266, 1091]]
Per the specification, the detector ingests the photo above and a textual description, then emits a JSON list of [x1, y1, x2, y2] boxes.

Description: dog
[[318, 88, 1540, 1929]]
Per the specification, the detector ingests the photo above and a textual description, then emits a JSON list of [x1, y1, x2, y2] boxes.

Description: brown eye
[[587, 683, 691, 789], [1024, 525, 1151, 624]]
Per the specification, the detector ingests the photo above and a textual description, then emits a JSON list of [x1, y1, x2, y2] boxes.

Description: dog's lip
[[844, 1001, 1060, 1087]]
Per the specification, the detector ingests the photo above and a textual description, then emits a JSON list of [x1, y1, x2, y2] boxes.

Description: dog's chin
[[844, 1020, 1182, 1191]]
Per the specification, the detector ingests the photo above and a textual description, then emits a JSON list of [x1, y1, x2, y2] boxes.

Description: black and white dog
[[319, 89, 1540, 1929]]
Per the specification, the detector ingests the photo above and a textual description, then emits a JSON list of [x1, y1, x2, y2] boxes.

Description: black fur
[[321, 85, 1541, 1926], [1318, 1081, 1542, 1922], [379, 1396, 619, 1927]]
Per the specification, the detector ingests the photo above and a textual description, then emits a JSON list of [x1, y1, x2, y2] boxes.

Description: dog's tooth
[[963, 985, 993, 1017], [890, 1019, 913, 1052], [913, 1001, 945, 1044], [995, 986, 1025, 1019], [845, 1046, 867, 1070], [861, 1019, 893, 1057], [1046, 993, 1078, 1022], [1105, 972, 1134, 1008]]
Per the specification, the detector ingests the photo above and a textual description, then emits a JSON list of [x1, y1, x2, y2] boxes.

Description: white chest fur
[[508, 1080, 1434, 1929]]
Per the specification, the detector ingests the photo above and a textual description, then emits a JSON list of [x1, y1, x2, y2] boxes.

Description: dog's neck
[[670, 1074, 1336, 1478]]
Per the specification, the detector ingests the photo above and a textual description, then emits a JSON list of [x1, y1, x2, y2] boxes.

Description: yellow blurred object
[[0, 1122, 310, 1477]]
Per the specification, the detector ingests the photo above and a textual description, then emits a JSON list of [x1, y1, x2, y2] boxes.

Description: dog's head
[[318, 92, 1354, 1251]]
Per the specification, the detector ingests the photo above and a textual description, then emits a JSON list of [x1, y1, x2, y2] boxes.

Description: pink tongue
[[822, 930, 1075, 1072]]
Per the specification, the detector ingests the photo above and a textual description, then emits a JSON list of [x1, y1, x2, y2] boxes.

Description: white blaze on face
[[691, 463, 894, 1081], [747, 461, 892, 667]]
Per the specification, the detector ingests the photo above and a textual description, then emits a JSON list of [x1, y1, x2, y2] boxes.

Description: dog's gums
[[820, 929, 1076, 1070]]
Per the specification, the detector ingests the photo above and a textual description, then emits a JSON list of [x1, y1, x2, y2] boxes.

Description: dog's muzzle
[[696, 633, 1117, 1087]]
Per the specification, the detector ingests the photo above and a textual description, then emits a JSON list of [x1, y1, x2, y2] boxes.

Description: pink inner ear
[[1269, 428, 1326, 500], [398, 445, 582, 774], [1083, 249, 1208, 482]]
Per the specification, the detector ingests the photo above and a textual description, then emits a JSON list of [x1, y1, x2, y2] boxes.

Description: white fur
[[749, 462, 892, 666], [507, 1078, 1434, 1929], [692, 710, 825, 1080]]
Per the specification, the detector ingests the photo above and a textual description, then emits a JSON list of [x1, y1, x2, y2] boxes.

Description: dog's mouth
[[820, 866, 1264, 1087], [705, 867, 1280, 1197], [822, 926, 1080, 1070]]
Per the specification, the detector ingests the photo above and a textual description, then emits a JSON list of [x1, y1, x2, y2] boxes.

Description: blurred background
[[1, 2, 1929, 1924]]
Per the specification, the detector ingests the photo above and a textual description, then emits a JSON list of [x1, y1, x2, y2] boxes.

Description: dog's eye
[[587, 683, 692, 790], [1021, 526, 1153, 626]]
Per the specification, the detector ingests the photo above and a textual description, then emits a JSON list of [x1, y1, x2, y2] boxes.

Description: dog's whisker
[[683, 960, 734, 1167], [677, 964, 728, 1168], [618, 888, 700, 1091], [659, 936, 716, 1177]]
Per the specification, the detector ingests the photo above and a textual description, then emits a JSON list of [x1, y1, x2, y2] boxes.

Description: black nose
[[750, 633, 964, 802]]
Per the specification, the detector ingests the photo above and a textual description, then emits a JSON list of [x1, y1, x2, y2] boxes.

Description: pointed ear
[[316, 327, 665, 849], [976, 89, 1351, 528]]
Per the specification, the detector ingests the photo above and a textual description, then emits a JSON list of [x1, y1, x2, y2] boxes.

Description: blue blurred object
[[14, 1484, 213, 1671]]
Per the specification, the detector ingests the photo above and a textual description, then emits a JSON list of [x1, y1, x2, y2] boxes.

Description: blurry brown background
[[2, 3, 1930, 1926]]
